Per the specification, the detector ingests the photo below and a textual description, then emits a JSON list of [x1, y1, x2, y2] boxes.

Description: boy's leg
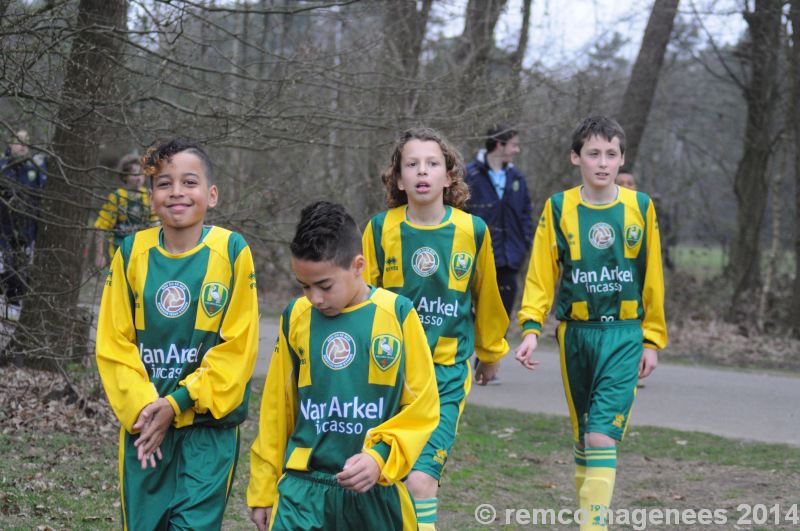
[[169, 425, 240, 530], [119, 427, 179, 531], [408, 362, 471, 530], [579, 321, 642, 530]]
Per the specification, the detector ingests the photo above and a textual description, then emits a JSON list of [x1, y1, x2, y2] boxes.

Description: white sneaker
[[6, 304, 21, 321]]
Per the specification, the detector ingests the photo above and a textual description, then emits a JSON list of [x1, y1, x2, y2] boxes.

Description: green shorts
[[270, 470, 416, 530], [119, 424, 240, 531], [558, 320, 643, 443], [412, 361, 472, 481]]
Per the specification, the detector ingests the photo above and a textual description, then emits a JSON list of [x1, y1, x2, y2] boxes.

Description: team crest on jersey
[[156, 280, 191, 318], [27, 169, 37, 182], [200, 282, 229, 317], [371, 334, 400, 371], [322, 332, 356, 370], [624, 224, 643, 248], [411, 247, 439, 277], [450, 252, 473, 280], [588, 222, 615, 250]]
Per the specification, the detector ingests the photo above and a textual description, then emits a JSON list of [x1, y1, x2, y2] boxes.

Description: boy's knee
[[585, 432, 617, 448], [406, 470, 438, 498]]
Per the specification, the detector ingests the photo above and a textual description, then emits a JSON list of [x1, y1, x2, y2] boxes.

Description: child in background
[[248, 201, 438, 531], [362, 127, 512, 530], [94, 153, 157, 269], [96, 138, 259, 530]]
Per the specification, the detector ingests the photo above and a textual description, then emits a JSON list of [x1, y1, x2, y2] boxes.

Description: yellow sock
[[574, 445, 587, 498], [417, 523, 436, 531], [579, 447, 617, 530]]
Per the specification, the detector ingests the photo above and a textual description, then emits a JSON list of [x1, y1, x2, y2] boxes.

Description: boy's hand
[[336, 452, 380, 493], [474, 360, 499, 386], [250, 507, 272, 531], [514, 333, 541, 371], [639, 347, 658, 378], [133, 398, 175, 469]]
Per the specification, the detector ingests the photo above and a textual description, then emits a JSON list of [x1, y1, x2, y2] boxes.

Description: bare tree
[[12, 0, 128, 369], [727, 0, 782, 316], [617, 0, 680, 171]]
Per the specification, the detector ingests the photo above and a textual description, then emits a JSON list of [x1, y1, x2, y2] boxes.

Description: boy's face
[[150, 151, 217, 231], [123, 164, 145, 189], [397, 139, 451, 208], [291, 255, 367, 317], [495, 134, 521, 163], [616, 172, 636, 190], [571, 134, 624, 191]]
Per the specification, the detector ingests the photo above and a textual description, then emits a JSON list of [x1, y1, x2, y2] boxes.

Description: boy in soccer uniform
[[94, 153, 158, 269], [247, 201, 438, 531], [96, 138, 259, 530], [515, 116, 667, 530], [362, 128, 510, 529]]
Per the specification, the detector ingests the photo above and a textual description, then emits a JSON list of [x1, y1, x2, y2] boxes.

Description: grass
[[3, 382, 799, 530], [671, 243, 795, 281]]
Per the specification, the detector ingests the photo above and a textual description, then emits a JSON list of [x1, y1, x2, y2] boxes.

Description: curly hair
[[291, 201, 362, 268], [381, 127, 469, 209], [140, 137, 214, 186]]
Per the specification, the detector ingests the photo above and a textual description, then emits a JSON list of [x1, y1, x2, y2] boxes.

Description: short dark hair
[[290, 201, 362, 268], [485, 124, 518, 152], [141, 137, 214, 185], [571, 116, 626, 155]]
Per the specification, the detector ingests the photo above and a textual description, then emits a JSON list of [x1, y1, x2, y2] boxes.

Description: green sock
[[574, 445, 587, 499], [414, 497, 437, 528]]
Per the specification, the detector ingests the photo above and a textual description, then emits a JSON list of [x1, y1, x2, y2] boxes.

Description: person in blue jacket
[[0, 129, 47, 320]]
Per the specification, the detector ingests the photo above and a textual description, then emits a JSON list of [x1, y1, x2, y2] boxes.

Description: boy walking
[[248, 201, 439, 531], [96, 138, 259, 530], [515, 116, 667, 530]]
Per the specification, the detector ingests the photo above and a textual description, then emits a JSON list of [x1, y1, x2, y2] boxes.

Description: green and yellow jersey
[[96, 225, 259, 432], [95, 187, 158, 253], [247, 288, 438, 508], [362, 206, 509, 366], [518, 186, 667, 349]]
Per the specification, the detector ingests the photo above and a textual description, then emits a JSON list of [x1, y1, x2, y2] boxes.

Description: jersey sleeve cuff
[[521, 320, 542, 336], [167, 386, 194, 414], [643, 341, 659, 350]]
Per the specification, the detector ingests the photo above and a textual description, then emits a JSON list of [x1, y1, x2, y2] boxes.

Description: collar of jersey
[[339, 285, 377, 314], [578, 185, 621, 210], [156, 225, 211, 258], [402, 205, 453, 230]]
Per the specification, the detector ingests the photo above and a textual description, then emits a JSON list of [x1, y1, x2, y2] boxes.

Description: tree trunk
[[617, 0, 680, 171], [727, 0, 782, 318], [790, 0, 800, 336], [12, 0, 128, 369], [507, 0, 533, 118]]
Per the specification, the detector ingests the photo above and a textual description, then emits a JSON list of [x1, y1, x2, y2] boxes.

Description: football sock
[[574, 445, 587, 498], [415, 497, 437, 530], [579, 446, 617, 530]]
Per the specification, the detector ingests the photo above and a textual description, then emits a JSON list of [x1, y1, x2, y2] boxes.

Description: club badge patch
[[200, 282, 229, 317], [156, 280, 191, 318], [322, 332, 356, 370], [411, 247, 439, 277], [624, 224, 643, 248], [588, 222, 615, 250], [371, 334, 401, 371], [451, 252, 473, 280]]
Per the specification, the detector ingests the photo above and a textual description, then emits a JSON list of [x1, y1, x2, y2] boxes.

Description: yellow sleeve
[[247, 315, 297, 508], [518, 199, 561, 336], [361, 219, 382, 287], [642, 200, 667, 350], [471, 229, 510, 363], [94, 191, 119, 231], [95, 249, 158, 432], [177, 245, 259, 420], [362, 308, 439, 485]]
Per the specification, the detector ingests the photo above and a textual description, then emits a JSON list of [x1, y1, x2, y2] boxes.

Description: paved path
[[254, 317, 800, 446]]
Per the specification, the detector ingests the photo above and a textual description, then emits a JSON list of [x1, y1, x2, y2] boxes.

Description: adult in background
[[0, 129, 47, 320], [465, 124, 533, 384]]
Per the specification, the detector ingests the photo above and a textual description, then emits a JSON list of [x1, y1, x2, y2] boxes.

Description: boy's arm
[[642, 200, 667, 350], [247, 315, 297, 508], [95, 249, 159, 432], [170, 244, 259, 421], [471, 228, 510, 363], [94, 191, 118, 231], [361, 219, 382, 287], [362, 308, 439, 485], [518, 199, 560, 336], [519, 174, 534, 248]]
